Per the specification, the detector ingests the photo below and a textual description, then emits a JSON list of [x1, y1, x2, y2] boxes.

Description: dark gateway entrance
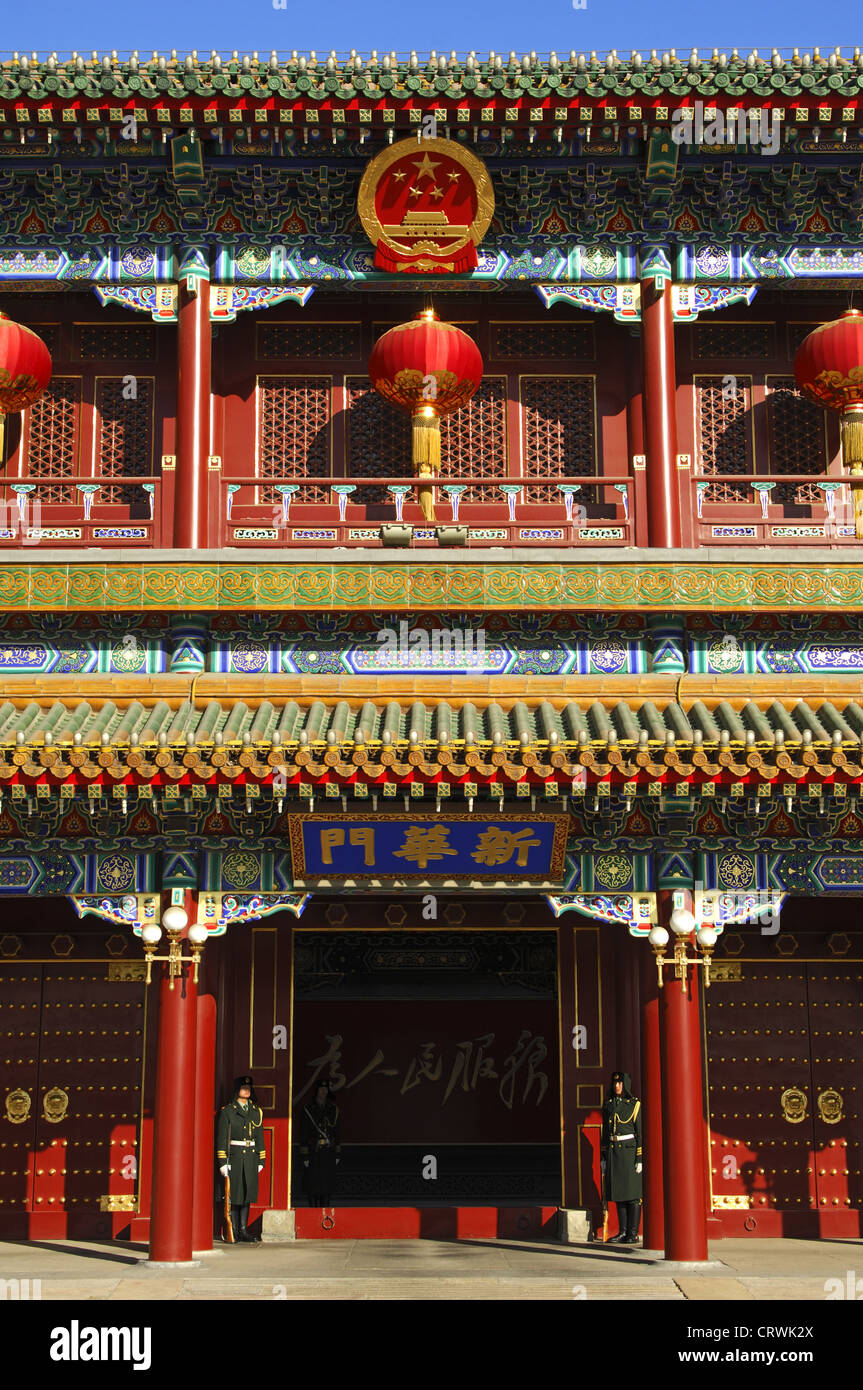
[[290, 928, 560, 1205]]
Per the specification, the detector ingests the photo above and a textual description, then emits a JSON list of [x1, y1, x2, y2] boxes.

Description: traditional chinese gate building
[[0, 46, 862, 1258]]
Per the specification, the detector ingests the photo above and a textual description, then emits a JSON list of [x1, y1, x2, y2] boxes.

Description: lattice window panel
[[695, 375, 753, 504], [96, 377, 155, 505], [345, 377, 411, 504], [78, 325, 156, 361], [440, 377, 508, 502], [786, 323, 825, 360], [257, 323, 362, 360], [25, 326, 58, 359], [24, 376, 81, 503], [695, 323, 774, 359], [767, 376, 830, 504], [344, 376, 508, 506], [522, 377, 596, 503], [491, 322, 595, 361], [258, 377, 331, 505]]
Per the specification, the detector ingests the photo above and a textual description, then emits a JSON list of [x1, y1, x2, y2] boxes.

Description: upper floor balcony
[[0, 290, 856, 553]]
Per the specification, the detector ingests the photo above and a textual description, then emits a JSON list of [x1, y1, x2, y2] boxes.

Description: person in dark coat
[[600, 1069, 643, 1246], [216, 1074, 266, 1242], [299, 1081, 341, 1206]]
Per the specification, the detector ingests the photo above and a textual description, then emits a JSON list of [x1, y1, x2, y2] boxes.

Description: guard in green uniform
[[600, 1069, 643, 1246], [216, 1074, 266, 1243]]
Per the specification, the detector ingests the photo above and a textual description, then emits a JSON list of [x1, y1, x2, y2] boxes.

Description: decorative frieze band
[[2, 560, 863, 612]]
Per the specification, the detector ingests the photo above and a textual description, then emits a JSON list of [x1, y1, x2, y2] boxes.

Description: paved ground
[[1, 1236, 861, 1300]]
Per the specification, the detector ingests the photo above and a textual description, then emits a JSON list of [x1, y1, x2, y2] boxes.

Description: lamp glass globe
[[648, 925, 669, 948], [161, 905, 188, 932], [187, 924, 208, 946], [670, 907, 696, 936], [141, 924, 162, 946]]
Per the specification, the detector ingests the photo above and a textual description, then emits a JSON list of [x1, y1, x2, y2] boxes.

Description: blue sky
[[4, 0, 862, 58]]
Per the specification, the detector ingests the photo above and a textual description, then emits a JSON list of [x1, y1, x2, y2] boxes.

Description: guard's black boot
[[237, 1204, 252, 1242], [607, 1204, 630, 1243], [626, 1203, 641, 1245], [244, 1203, 261, 1242], [617, 1203, 634, 1249]]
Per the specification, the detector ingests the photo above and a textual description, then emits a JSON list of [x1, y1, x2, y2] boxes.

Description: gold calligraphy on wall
[[294, 1030, 549, 1111]]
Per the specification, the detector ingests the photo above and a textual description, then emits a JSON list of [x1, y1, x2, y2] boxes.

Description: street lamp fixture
[[648, 909, 717, 990], [141, 906, 208, 987]]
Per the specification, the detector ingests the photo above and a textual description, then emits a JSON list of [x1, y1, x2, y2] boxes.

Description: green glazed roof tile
[[1, 51, 860, 104], [3, 695, 863, 749]]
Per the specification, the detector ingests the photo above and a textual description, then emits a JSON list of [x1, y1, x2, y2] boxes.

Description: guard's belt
[[230, 1140, 255, 1147], [611, 1133, 635, 1142]]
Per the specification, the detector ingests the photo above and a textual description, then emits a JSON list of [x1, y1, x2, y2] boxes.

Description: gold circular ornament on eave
[[358, 137, 494, 274]]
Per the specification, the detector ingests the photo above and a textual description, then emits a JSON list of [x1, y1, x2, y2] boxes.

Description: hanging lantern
[[794, 308, 863, 536], [368, 309, 483, 522], [0, 312, 52, 415]]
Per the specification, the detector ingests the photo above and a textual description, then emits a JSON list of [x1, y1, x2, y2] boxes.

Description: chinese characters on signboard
[[289, 814, 568, 884]]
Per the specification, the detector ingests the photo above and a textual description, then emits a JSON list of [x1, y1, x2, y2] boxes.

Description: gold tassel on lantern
[[842, 405, 863, 539], [412, 405, 440, 522]]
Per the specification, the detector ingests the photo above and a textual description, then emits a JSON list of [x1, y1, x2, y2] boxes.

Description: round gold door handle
[[41, 1087, 69, 1124], [817, 1089, 843, 1124], [3, 1088, 32, 1124], [780, 1087, 808, 1123]]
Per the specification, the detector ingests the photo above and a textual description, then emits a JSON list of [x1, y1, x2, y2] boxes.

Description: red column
[[641, 279, 682, 548], [658, 889, 710, 1261], [640, 947, 665, 1252], [626, 333, 650, 547], [149, 963, 198, 1262], [557, 924, 579, 1210], [174, 275, 211, 548], [191, 993, 217, 1253]]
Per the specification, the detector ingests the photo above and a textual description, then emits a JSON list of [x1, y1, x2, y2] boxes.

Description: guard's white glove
[[258, 1165, 264, 1173], [303, 1160, 309, 1168], [636, 1163, 643, 1175], [600, 1161, 606, 1175], [220, 1165, 229, 1177]]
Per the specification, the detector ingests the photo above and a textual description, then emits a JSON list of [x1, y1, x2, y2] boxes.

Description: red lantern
[[794, 308, 863, 533], [369, 308, 483, 520], [0, 312, 52, 415]]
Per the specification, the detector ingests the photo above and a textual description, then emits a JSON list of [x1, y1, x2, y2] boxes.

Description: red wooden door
[[706, 960, 863, 1236], [0, 963, 146, 1238], [0, 965, 41, 1236], [808, 965, 863, 1230]]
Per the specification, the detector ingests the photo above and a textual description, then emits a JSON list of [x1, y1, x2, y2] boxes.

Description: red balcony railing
[[3, 466, 858, 552], [0, 477, 167, 550], [691, 473, 859, 546], [217, 474, 642, 549]]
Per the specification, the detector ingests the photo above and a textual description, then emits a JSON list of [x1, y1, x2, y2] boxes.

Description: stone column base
[[557, 1208, 592, 1243], [261, 1209, 296, 1242]]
